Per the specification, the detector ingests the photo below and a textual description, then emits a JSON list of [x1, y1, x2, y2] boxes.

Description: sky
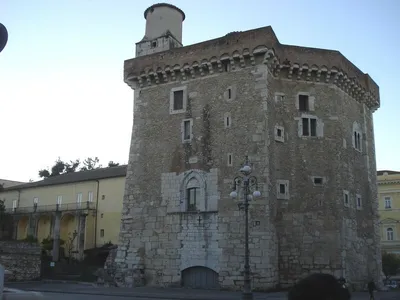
[[0, 0, 399, 182]]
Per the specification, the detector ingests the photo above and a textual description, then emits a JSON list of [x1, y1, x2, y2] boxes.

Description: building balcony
[[6, 201, 96, 215]]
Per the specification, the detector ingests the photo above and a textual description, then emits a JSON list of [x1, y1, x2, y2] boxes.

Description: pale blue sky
[[0, 0, 399, 182]]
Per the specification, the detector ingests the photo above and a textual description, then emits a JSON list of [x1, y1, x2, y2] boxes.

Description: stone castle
[[112, 3, 383, 291]]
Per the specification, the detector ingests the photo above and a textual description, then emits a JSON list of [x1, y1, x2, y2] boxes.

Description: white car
[[2, 288, 43, 300]]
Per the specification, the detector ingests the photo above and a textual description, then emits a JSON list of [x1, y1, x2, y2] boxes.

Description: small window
[[384, 197, 392, 209], [100, 229, 105, 237], [228, 88, 232, 99], [277, 180, 289, 200], [182, 119, 193, 142], [173, 90, 184, 110], [354, 131, 362, 151], [57, 195, 62, 205], [187, 187, 199, 211], [298, 94, 309, 111], [313, 177, 323, 185], [279, 184, 286, 194], [387, 228, 394, 241], [102, 195, 105, 200], [33, 197, 39, 204], [227, 153, 233, 166], [12, 200, 17, 209], [302, 118, 317, 137], [224, 113, 232, 128], [151, 40, 157, 48], [356, 194, 362, 209], [101, 213, 104, 218], [343, 190, 349, 207], [275, 125, 285, 142], [275, 93, 285, 102], [88, 191, 93, 202]]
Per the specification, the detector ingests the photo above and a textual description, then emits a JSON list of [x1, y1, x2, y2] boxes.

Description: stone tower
[[113, 3, 383, 291], [135, 3, 185, 57]]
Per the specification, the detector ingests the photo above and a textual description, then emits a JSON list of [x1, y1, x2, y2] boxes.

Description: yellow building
[[0, 165, 126, 260], [378, 170, 400, 255]]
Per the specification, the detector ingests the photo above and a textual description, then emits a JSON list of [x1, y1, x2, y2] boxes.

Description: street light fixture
[[230, 156, 261, 300]]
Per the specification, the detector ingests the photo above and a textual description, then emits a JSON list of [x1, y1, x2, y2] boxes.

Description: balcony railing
[[5, 201, 96, 214]]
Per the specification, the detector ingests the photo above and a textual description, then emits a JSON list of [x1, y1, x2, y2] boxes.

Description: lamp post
[[229, 156, 261, 300]]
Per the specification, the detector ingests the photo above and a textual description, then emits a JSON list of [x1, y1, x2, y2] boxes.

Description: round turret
[[144, 3, 185, 44]]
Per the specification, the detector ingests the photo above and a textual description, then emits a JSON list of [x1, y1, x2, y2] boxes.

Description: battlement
[[124, 26, 379, 111]]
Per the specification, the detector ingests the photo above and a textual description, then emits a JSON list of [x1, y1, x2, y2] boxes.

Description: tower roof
[[144, 3, 186, 21]]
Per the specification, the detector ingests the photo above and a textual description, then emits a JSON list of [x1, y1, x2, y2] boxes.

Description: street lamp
[[229, 156, 261, 300]]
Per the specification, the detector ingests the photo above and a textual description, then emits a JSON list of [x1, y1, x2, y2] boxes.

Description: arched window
[[186, 178, 200, 211], [387, 228, 394, 241], [352, 122, 362, 152], [180, 170, 207, 212]]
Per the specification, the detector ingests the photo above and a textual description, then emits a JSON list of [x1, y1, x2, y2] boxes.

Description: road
[[40, 291, 400, 300]]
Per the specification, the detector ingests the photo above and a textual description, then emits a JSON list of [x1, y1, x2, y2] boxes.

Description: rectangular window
[[302, 118, 317, 137], [313, 177, 323, 185], [302, 118, 309, 136], [33, 197, 39, 204], [57, 195, 62, 206], [275, 125, 285, 142], [183, 119, 192, 142], [227, 153, 233, 166], [228, 88, 232, 99], [343, 191, 349, 207], [385, 197, 392, 209], [12, 200, 17, 209], [298, 94, 309, 111], [226, 115, 230, 127], [173, 90, 184, 111], [277, 128, 282, 137], [356, 195, 362, 209], [279, 184, 286, 194], [100, 229, 104, 237], [187, 187, 198, 211], [88, 191, 93, 202], [101, 213, 104, 218], [76, 193, 82, 207]]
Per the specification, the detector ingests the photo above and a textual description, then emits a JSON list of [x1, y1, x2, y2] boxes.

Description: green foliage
[[107, 161, 119, 167], [38, 157, 119, 178], [382, 252, 400, 279], [0, 183, 4, 192], [80, 157, 101, 171], [41, 236, 65, 251], [22, 234, 38, 244]]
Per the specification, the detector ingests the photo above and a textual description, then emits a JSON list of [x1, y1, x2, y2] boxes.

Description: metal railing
[[5, 201, 96, 214]]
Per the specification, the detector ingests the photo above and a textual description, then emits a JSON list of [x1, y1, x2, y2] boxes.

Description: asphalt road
[[41, 291, 400, 300]]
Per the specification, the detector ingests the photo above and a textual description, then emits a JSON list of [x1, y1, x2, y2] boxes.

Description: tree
[[0, 198, 13, 240], [108, 161, 119, 167], [80, 157, 101, 171], [38, 157, 119, 178], [0, 183, 4, 192], [382, 252, 400, 280]]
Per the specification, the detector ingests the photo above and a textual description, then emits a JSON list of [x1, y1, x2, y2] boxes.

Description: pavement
[[6, 281, 400, 300]]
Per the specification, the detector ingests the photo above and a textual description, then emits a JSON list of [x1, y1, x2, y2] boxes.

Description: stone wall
[[0, 241, 41, 282]]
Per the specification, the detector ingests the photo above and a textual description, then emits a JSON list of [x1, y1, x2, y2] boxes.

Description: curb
[[7, 280, 96, 286]]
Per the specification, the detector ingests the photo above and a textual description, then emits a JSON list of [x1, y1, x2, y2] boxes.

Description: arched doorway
[[181, 266, 219, 289], [37, 215, 52, 244], [17, 216, 28, 240], [60, 213, 77, 257]]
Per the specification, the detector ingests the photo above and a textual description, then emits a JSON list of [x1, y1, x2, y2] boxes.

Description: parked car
[[3, 288, 43, 299]]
